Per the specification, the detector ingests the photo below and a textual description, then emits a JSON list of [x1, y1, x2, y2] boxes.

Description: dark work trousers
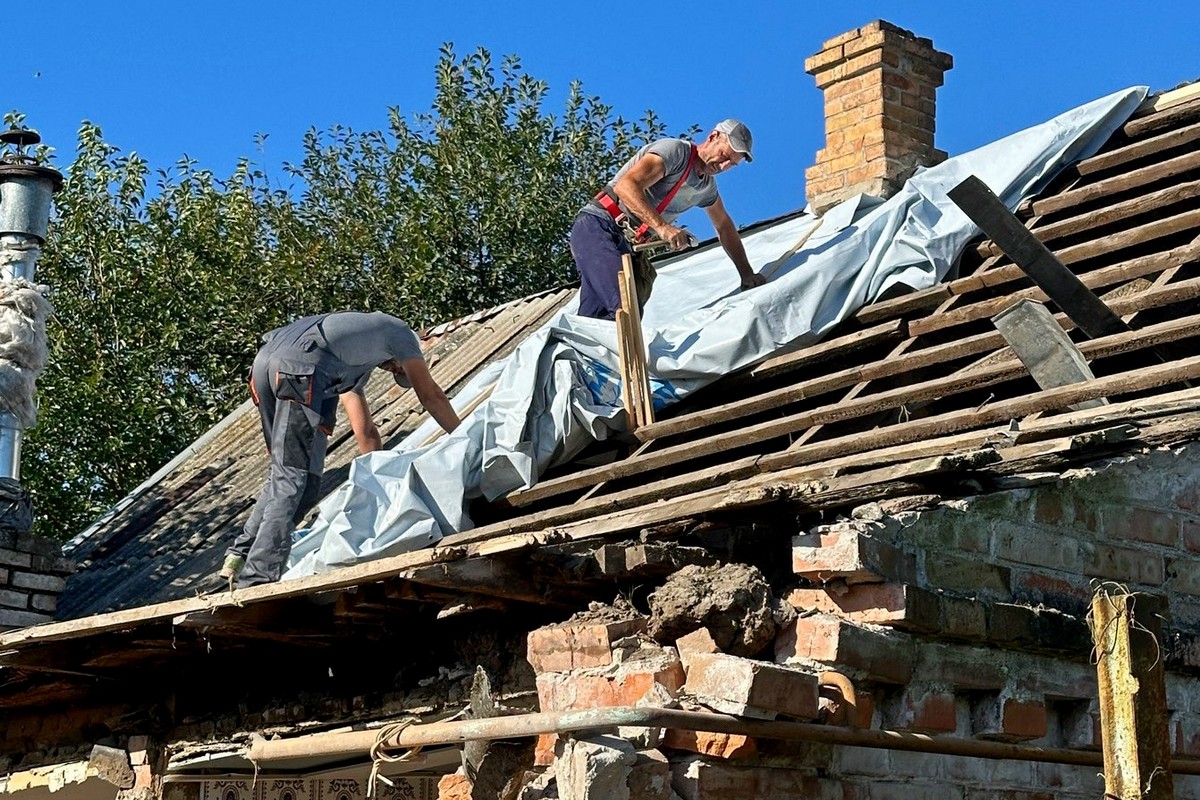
[[227, 350, 330, 587], [570, 211, 655, 319]]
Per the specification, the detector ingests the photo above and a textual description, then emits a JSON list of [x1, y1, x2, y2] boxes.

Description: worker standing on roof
[[571, 119, 767, 320], [218, 311, 460, 589]]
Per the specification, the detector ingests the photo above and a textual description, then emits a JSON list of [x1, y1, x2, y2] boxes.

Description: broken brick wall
[[0, 530, 74, 629]]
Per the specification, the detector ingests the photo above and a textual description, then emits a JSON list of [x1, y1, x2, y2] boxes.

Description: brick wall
[[0, 530, 74, 629], [804, 20, 952, 213]]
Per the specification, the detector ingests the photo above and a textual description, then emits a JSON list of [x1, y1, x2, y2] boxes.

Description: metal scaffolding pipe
[[245, 706, 1200, 775]]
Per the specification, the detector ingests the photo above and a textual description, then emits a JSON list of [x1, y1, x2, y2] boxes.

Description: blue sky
[[9, 2, 1200, 229]]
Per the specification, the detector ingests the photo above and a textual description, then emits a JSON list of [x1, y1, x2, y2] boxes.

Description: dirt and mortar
[[646, 563, 795, 657]]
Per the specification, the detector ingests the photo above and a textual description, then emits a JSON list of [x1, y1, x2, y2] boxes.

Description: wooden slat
[[1077, 120, 1200, 177], [922, 241, 1200, 338], [1033, 148, 1200, 217], [511, 312, 1200, 507], [1126, 96, 1200, 138], [979, 179, 1200, 257], [8, 382, 1200, 654], [1132, 83, 1200, 118], [854, 285, 952, 325], [949, 176, 1129, 339], [616, 255, 654, 430], [730, 319, 907, 385], [623, 261, 654, 426], [638, 328, 1009, 442], [667, 260, 1200, 448]]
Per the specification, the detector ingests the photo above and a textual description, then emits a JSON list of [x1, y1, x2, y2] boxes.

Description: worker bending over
[[220, 311, 459, 588], [570, 118, 766, 320]]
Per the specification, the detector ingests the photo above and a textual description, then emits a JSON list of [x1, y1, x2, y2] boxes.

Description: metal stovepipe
[[0, 159, 62, 480]]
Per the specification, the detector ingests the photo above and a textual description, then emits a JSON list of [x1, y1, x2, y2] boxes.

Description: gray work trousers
[[227, 351, 330, 587]]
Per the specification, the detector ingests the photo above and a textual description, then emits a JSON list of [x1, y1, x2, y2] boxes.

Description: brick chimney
[[804, 20, 953, 213]]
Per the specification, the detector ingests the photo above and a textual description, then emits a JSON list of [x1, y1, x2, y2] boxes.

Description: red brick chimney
[[804, 20, 953, 213]]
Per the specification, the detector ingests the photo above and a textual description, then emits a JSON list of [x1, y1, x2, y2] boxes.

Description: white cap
[[715, 119, 753, 162]]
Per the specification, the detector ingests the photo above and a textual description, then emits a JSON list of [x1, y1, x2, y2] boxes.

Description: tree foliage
[[22, 45, 676, 539]]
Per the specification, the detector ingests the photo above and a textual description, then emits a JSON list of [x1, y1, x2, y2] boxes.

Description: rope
[[1087, 580, 1163, 671], [366, 717, 423, 798]]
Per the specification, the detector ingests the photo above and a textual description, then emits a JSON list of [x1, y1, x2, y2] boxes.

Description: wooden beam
[[1033, 147, 1200, 216], [1091, 588, 1174, 799], [1077, 120, 1200, 177], [7, 383, 1200, 655], [1131, 82, 1200, 119], [514, 312, 1200, 507], [616, 254, 654, 430], [733, 319, 907, 385], [948, 175, 1129, 339], [978, 179, 1200, 258], [910, 240, 1200, 338]]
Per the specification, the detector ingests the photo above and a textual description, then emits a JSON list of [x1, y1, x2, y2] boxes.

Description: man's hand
[[740, 272, 767, 290], [655, 224, 693, 251]]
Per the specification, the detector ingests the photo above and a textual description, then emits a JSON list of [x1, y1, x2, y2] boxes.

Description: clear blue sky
[[9, 2, 1199, 228]]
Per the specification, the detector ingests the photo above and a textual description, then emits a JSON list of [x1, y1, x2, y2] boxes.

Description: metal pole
[[245, 706, 1200, 775]]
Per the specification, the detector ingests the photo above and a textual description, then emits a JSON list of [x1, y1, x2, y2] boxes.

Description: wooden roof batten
[[1, 80, 1197, 667]]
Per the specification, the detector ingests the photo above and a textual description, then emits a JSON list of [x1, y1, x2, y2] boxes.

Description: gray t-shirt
[[582, 138, 718, 224], [261, 311, 423, 397]]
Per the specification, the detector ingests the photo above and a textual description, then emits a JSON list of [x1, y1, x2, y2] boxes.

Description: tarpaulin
[[285, 86, 1147, 578]]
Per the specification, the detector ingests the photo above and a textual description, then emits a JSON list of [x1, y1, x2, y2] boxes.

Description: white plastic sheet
[[285, 86, 1147, 578]]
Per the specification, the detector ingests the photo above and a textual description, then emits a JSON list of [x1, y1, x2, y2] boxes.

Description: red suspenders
[[594, 144, 699, 243]]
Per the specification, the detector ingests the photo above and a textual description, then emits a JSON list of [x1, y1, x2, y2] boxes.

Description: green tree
[[21, 45, 677, 540]]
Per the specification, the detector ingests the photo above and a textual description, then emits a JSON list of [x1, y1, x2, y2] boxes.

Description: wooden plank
[[402, 557, 573, 607], [622, 259, 655, 426], [909, 241, 1200, 338], [616, 255, 654, 430], [8, 382, 1200, 655], [637, 327, 1010, 442], [760, 219, 823, 280], [513, 313, 1200, 507], [979, 179, 1200, 257], [854, 285, 952, 325], [1052, 206, 1200, 267], [1076, 120, 1200, 176], [948, 175, 1129, 339], [753, 354, 1200, 473], [1091, 588, 1175, 799], [1132, 82, 1200, 118], [615, 308, 638, 429], [474, 449, 1003, 559], [311, 389, 1200, 549], [1033, 147, 1200, 216], [730, 319, 907, 385], [1125, 96, 1200, 139]]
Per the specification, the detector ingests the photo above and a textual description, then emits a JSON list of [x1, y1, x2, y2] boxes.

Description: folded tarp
[[285, 86, 1148, 578]]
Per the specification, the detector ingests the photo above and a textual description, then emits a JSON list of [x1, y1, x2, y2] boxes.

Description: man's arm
[[341, 390, 383, 454], [401, 357, 461, 434], [613, 155, 692, 251], [705, 196, 766, 290]]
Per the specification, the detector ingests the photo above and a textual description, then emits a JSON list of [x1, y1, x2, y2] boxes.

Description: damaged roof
[[1, 81, 1199, 712]]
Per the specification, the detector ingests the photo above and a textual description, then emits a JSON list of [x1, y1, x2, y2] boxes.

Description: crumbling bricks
[[527, 617, 647, 674], [787, 583, 939, 632], [776, 613, 915, 684], [681, 651, 819, 720], [973, 692, 1048, 742], [0, 530, 74, 630], [791, 529, 917, 585], [884, 683, 959, 733]]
